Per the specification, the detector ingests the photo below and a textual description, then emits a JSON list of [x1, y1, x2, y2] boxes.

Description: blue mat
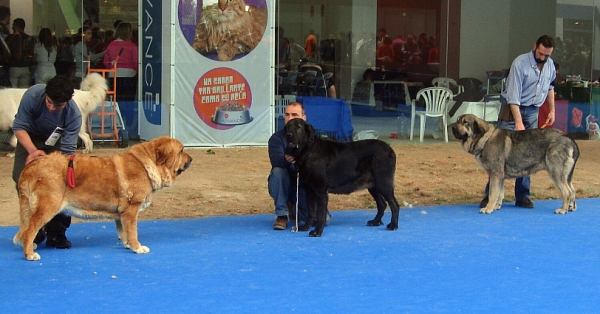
[[1, 199, 599, 313]]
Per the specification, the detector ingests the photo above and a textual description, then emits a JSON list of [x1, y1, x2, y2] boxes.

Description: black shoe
[[46, 234, 72, 249], [515, 198, 534, 208], [479, 196, 489, 208], [33, 229, 46, 244]]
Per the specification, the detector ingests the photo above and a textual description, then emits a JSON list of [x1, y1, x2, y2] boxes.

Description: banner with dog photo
[[170, 0, 275, 146]]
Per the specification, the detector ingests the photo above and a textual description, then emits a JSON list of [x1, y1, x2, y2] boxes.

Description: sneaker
[[515, 198, 534, 208], [33, 229, 46, 244], [479, 196, 489, 208], [273, 216, 288, 230], [46, 234, 72, 249]]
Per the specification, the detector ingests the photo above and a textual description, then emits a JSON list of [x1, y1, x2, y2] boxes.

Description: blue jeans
[[485, 104, 539, 201], [268, 167, 308, 221]]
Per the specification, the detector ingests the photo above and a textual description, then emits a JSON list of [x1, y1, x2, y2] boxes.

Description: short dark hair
[[45, 76, 74, 104], [286, 102, 305, 116], [536, 35, 555, 49], [12, 18, 25, 30]]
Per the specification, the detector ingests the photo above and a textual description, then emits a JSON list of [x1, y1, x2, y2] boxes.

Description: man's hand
[[284, 154, 295, 163], [514, 121, 526, 131], [544, 111, 556, 127], [510, 104, 526, 131], [25, 150, 46, 165]]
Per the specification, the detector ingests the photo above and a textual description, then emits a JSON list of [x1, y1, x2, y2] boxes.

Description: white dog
[[0, 73, 108, 154]]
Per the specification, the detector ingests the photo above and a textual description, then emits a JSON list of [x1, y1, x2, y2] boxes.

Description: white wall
[[459, 0, 511, 82], [459, 0, 557, 83], [9, 0, 33, 34], [507, 0, 556, 59]]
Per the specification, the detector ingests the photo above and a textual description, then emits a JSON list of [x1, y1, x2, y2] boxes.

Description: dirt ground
[[1, 139, 599, 227]]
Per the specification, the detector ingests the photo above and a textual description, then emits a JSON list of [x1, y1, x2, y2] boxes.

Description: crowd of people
[[0, 5, 138, 91], [274, 27, 444, 98], [366, 28, 439, 71]]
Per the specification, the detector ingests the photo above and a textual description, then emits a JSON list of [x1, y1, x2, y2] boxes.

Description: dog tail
[[567, 140, 580, 183], [78, 72, 108, 111]]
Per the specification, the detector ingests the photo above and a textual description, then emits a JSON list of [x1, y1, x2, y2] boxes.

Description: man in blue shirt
[[12, 75, 82, 248], [480, 35, 557, 209], [268, 102, 308, 230]]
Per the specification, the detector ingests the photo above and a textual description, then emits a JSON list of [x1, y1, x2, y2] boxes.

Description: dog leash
[[67, 154, 76, 188], [291, 172, 300, 232]]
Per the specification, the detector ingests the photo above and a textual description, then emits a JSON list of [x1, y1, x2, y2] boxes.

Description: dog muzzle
[[451, 126, 468, 141]]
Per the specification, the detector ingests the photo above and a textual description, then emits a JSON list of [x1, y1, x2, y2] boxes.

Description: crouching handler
[[12, 75, 81, 248]]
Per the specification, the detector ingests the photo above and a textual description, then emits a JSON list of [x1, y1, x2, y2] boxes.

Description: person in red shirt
[[427, 36, 439, 63], [376, 36, 394, 68], [304, 30, 317, 61]]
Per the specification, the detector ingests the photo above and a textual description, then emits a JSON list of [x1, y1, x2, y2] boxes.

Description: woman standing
[[103, 22, 138, 137], [74, 26, 105, 87], [103, 22, 137, 79], [33, 28, 57, 84]]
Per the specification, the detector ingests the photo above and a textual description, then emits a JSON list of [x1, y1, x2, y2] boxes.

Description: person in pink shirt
[[103, 22, 137, 78], [103, 21, 138, 136]]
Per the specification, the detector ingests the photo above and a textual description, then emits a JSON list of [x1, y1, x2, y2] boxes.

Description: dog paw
[[6, 152, 15, 158], [132, 246, 150, 254], [25, 253, 41, 261], [367, 219, 383, 226], [308, 230, 322, 237], [479, 207, 495, 214], [386, 223, 398, 230], [554, 208, 568, 214]]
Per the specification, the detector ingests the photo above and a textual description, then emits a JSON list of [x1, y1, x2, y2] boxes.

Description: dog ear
[[306, 122, 315, 144], [472, 116, 490, 135], [155, 137, 175, 165]]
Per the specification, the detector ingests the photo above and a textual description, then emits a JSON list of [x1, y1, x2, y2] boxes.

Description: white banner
[[172, 0, 275, 146]]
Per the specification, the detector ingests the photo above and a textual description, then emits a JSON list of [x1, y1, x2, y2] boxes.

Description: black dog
[[284, 119, 400, 237]]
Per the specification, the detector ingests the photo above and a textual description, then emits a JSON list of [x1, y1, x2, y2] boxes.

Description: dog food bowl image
[[211, 102, 253, 125]]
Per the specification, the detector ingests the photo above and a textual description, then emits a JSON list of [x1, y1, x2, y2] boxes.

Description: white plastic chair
[[432, 77, 463, 97], [410, 87, 453, 142]]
